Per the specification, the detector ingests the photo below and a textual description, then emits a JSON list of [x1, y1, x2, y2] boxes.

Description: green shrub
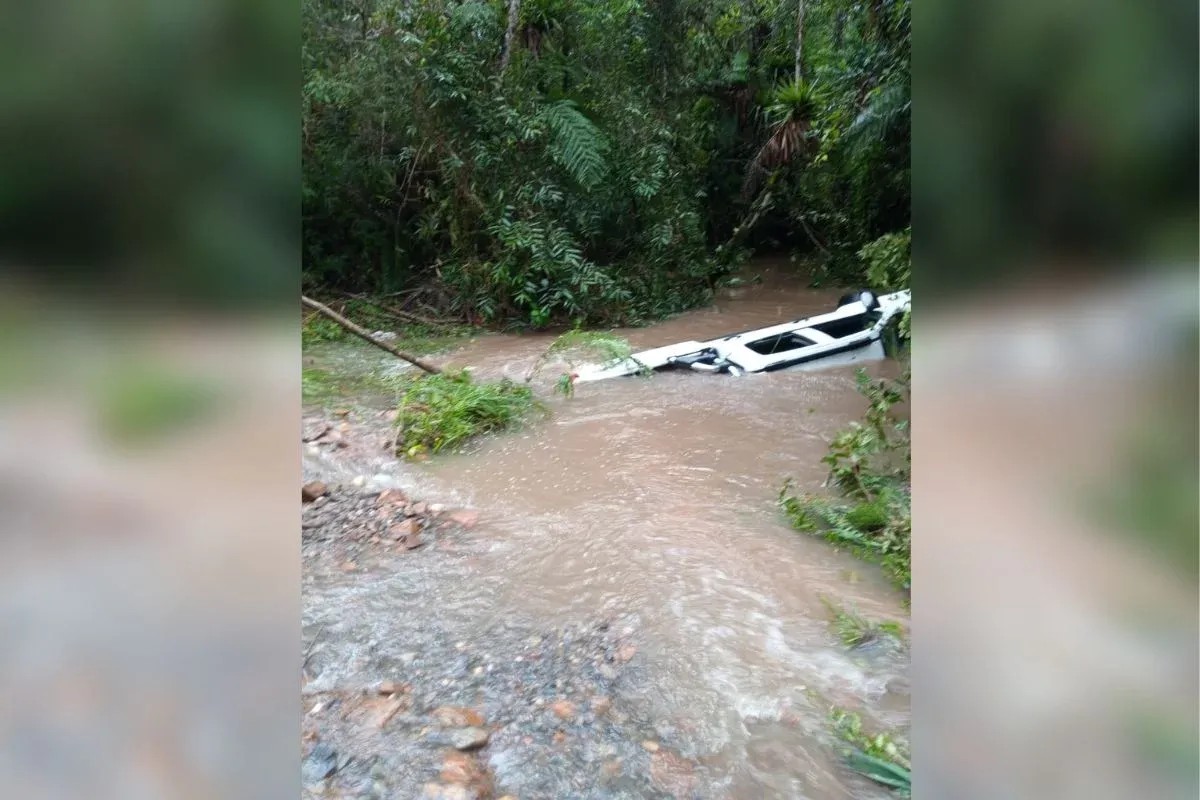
[[394, 372, 539, 456], [859, 228, 911, 292], [781, 367, 911, 590]]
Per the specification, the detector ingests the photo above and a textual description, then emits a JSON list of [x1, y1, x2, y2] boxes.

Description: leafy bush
[[393, 372, 539, 456], [860, 228, 911, 292], [781, 367, 911, 589]]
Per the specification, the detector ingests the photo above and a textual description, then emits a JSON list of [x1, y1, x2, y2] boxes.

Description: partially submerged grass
[[394, 372, 540, 457], [819, 596, 905, 648], [525, 328, 637, 393], [829, 708, 911, 797], [302, 365, 400, 406], [781, 482, 911, 591], [97, 363, 221, 445]]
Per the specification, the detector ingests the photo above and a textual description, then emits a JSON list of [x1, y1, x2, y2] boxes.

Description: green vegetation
[[781, 367, 911, 590], [830, 707, 912, 797], [98, 365, 221, 445], [301, 365, 403, 406], [303, 0, 910, 327], [525, 328, 638, 394], [302, 298, 476, 353], [819, 596, 904, 648], [393, 372, 540, 457]]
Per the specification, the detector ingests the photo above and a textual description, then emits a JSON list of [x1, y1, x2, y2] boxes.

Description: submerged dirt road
[[302, 265, 909, 799]]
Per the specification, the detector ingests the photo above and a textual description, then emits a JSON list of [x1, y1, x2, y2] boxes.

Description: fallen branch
[[301, 296, 442, 375], [341, 292, 458, 329]]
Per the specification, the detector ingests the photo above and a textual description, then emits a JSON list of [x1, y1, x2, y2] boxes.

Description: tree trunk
[[301, 296, 442, 375], [500, 0, 522, 72], [794, 0, 805, 83]]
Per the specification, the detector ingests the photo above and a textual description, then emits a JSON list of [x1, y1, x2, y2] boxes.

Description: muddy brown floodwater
[[303, 263, 909, 800]]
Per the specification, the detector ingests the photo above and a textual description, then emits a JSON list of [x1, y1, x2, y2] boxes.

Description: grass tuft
[[819, 596, 904, 648], [393, 371, 540, 457]]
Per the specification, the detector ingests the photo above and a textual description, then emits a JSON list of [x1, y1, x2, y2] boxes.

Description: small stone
[[374, 681, 403, 695], [340, 561, 357, 572], [411, 501, 428, 515], [641, 740, 660, 752], [616, 644, 637, 663], [450, 727, 490, 751], [302, 481, 328, 502], [302, 742, 339, 784], [552, 731, 567, 745], [550, 700, 576, 721], [352, 475, 366, 487], [598, 664, 618, 681], [590, 696, 612, 715], [378, 488, 408, 506], [440, 751, 485, 784], [402, 531, 424, 550], [422, 783, 472, 800], [433, 707, 486, 727], [429, 503, 446, 515], [447, 510, 480, 528], [389, 518, 420, 539]]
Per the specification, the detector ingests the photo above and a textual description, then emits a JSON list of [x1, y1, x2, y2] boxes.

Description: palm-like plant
[[744, 80, 818, 195]]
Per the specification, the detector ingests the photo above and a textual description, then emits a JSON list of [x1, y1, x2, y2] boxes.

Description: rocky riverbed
[[302, 364, 907, 800], [302, 485, 715, 799]]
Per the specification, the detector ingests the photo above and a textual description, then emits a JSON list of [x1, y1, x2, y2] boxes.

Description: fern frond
[[540, 100, 608, 188]]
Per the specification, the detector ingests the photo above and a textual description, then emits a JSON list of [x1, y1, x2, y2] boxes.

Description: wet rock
[[440, 751, 491, 789], [432, 707, 486, 727], [302, 422, 330, 442], [378, 488, 408, 506], [422, 783, 473, 800], [550, 700, 576, 721], [302, 742, 339, 785], [373, 680, 404, 696], [389, 518, 420, 539], [302, 481, 328, 503], [650, 749, 699, 798], [446, 510, 480, 529], [450, 726, 490, 751]]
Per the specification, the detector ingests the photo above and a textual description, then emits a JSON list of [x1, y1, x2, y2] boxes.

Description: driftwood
[[301, 296, 442, 375]]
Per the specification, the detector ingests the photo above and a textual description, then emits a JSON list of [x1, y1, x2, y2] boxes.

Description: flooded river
[[302, 264, 908, 799]]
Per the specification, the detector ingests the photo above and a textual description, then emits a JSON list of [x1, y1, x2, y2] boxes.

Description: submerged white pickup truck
[[573, 289, 910, 382]]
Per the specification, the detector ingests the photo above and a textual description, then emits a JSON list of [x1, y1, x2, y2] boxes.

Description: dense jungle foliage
[[303, 0, 910, 327]]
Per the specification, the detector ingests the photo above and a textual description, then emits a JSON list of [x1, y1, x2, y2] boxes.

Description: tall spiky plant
[[744, 80, 818, 196]]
